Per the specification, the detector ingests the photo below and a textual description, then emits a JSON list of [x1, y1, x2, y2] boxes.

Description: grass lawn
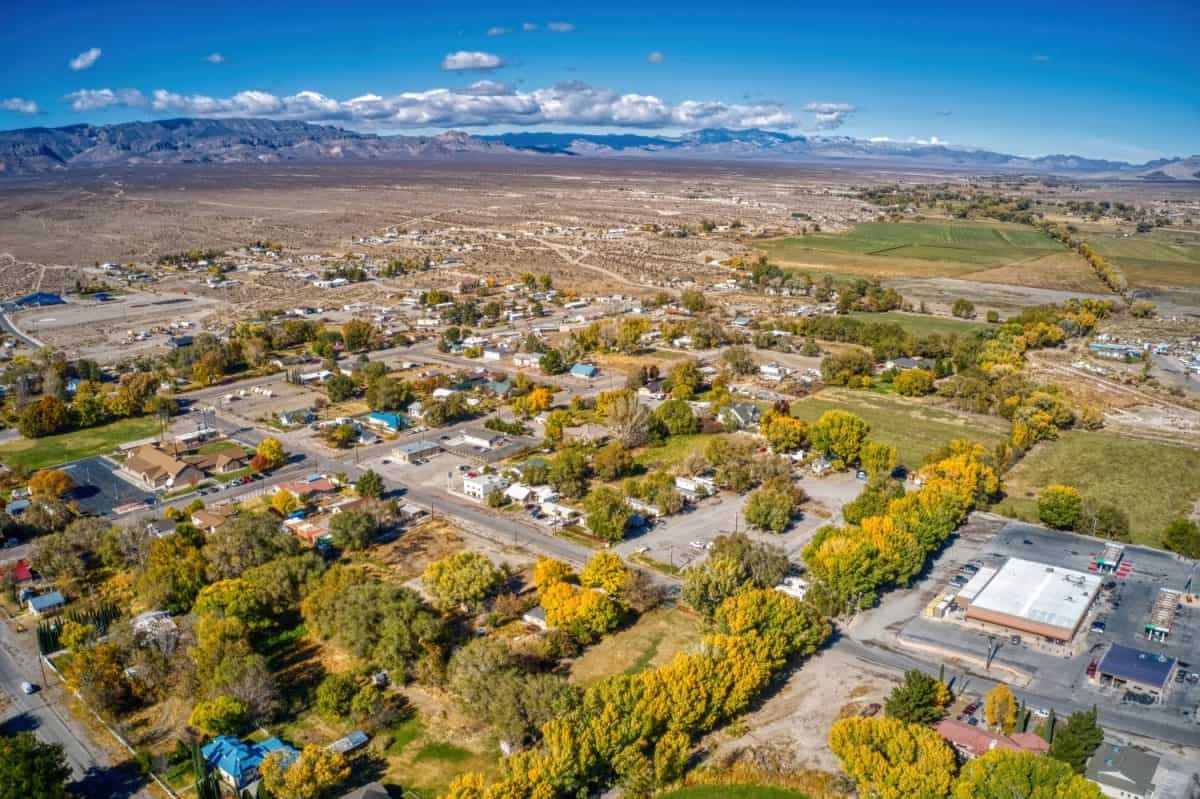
[[995, 429, 1200, 547], [759, 220, 1066, 279], [848, 311, 989, 337], [790, 388, 1009, 470], [570, 606, 702, 686], [0, 416, 160, 471], [634, 434, 713, 471], [660, 787, 809, 799], [212, 467, 253, 483]]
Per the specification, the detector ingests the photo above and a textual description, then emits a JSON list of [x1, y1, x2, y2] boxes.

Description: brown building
[[122, 444, 205, 489]]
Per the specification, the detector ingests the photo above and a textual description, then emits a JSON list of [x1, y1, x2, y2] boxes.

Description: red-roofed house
[[4, 559, 33, 583], [275, 479, 337, 499], [936, 719, 1049, 760]]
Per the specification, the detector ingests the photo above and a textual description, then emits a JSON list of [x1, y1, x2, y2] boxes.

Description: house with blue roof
[[9, 292, 65, 309], [27, 591, 66, 616], [201, 736, 298, 792], [569, 363, 599, 379], [365, 411, 406, 434]]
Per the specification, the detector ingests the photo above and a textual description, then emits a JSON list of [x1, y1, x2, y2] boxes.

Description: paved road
[[0, 620, 151, 798]]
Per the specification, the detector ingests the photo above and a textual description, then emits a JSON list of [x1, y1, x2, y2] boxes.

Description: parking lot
[[887, 519, 1200, 741], [62, 456, 156, 516]]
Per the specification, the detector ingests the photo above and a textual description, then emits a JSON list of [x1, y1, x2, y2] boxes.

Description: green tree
[[721, 346, 757, 376], [743, 486, 795, 532], [592, 441, 634, 481], [1038, 485, 1083, 530], [820, 349, 874, 386], [329, 509, 377, 551], [548, 446, 591, 499], [951, 298, 976, 319], [860, 440, 898, 476], [583, 486, 633, 542], [18, 396, 70, 438], [884, 669, 947, 725], [1047, 707, 1104, 774], [810, 409, 870, 465], [1075, 499, 1129, 542], [423, 551, 505, 611], [653, 398, 698, 436], [354, 469, 384, 498], [188, 695, 249, 736], [325, 373, 356, 402], [0, 732, 72, 799], [539, 349, 566, 375], [1163, 518, 1200, 558], [952, 749, 1101, 799], [315, 673, 358, 719]]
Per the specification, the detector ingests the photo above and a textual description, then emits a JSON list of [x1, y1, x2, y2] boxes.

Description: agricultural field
[[789, 388, 1010, 470], [758, 220, 1079, 284], [0, 416, 159, 471], [995, 429, 1200, 546], [1086, 229, 1200, 288], [846, 311, 989, 337], [569, 605, 703, 686]]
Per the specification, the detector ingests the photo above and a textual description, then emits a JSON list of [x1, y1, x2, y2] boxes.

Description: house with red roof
[[935, 718, 1049, 760]]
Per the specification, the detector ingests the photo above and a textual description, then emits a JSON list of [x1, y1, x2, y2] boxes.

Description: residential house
[[721, 402, 762, 430], [504, 484, 534, 504], [327, 731, 369, 756], [187, 446, 248, 475], [883, 356, 934, 372], [568, 363, 599, 379], [28, 591, 66, 616], [759, 362, 793, 382], [512, 353, 540, 368], [192, 506, 237, 534], [463, 473, 508, 501], [365, 412, 406, 434], [935, 719, 1050, 761], [562, 423, 611, 445], [337, 783, 390, 799], [1085, 742, 1159, 799], [122, 444, 205, 489], [201, 736, 298, 793], [3, 559, 33, 584], [674, 475, 715, 501], [275, 477, 338, 500]]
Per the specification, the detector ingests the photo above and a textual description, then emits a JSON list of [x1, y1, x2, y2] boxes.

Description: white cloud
[[803, 102, 857, 130], [441, 51, 505, 71], [205, 53, 225, 64], [64, 88, 146, 111], [1, 97, 39, 113], [546, 21, 575, 32], [77, 80, 797, 130], [485, 26, 510, 36], [909, 135, 947, 145], [522, 22, 538, 31], [646, 51, 665, 64], [69, 47, 102, 71]]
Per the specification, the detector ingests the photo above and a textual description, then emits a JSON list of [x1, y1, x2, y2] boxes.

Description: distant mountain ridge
[[0, 117, 1193, 179]]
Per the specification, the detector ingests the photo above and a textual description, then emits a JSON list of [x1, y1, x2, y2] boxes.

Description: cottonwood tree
[[952, 749, 1101, 799]]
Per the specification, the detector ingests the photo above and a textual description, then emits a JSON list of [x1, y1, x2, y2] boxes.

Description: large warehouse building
[[962, 557, 1102, 643]]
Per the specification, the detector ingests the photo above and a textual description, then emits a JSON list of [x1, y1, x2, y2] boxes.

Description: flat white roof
[[956, 567, 998, 603], [968, 557, 1101, 634]]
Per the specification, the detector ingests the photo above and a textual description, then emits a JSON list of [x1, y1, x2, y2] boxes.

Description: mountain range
[[0, 117, 1196, 180]]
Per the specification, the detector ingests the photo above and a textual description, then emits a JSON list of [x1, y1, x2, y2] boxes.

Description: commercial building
[[1094, 643, 1176, 702], [392, 439, 441, 463], [962, 557, 1101, 643]]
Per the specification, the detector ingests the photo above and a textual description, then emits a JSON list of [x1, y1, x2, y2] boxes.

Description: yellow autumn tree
[[828, 716, 957, 799], [270, 489, 301, 516], [579, 551, 631, 594], [533, 557, 574, 592], [984, 683, 1018, 734], [260, 744, 349, 799]]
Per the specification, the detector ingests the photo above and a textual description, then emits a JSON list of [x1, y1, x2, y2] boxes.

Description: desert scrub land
[[995, 429, 1200, 546], [789, 388, 1009, 470], [0, 415, 159, 470]]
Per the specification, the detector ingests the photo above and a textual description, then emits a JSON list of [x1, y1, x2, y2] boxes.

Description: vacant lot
[[760, 220, 1070, 280], [1087, 230, 1200, 288], [662, 788, 810, 799], [847, 311, 988, 337], [996, 429, 1200, 546], [790, 389, 1009, 470], [570, 605, 703, 686], [0, 416, 159, 471], [634, 433, 713, 471]]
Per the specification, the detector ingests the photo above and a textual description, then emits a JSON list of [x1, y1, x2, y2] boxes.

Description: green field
[[791, 388, 1009, 470], [1088, 230, 1200, 288], [996, 429, 1200, 547], [0, 416, 160, 471], [660, 787, 809, 799], [848, 311, 989, 337], [760, 220, 1067, 279], [634, 434, 713, 471]]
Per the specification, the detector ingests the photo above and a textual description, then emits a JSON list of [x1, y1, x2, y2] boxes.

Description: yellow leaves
[[760, 412, 809, 452], [828, 716, 957, 799], [541, 580, 622, 642], [533, 557, 574, 592], [579, 551, 631, 594], [271, 489, 301, 516], [984, 683, 1018, 734], [261, 745, 350, 799]]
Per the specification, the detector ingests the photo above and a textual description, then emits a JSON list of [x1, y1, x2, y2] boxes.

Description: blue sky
[[1, 0, 1196, 161]]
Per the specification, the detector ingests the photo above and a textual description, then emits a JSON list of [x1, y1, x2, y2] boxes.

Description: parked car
[[20, 681, 36, 695], [950, 575, 969, 586], [961, 564, 978, 574], [1, 538, 18, 548]]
